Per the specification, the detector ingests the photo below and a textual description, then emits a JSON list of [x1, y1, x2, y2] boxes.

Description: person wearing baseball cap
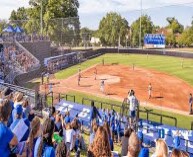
[[10, 105, 30, 142]]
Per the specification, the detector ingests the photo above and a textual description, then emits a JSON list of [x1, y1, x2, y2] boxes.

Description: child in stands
[[65, 123, 76, 157], [34, 118, 55, 157]]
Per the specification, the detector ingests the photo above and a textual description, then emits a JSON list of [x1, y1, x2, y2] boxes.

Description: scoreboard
[[144, 34, 165, 48]]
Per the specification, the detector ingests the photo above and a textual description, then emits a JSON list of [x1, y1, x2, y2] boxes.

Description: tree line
[[0, 0, 193, 47]]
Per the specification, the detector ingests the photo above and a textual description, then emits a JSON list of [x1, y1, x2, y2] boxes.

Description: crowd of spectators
[[3, 44, 37, 72], [0, 86, 191, 157], [2, 34, 49, 43]]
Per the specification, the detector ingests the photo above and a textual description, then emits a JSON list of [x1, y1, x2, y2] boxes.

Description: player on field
[[94, 68, 97, 80], [148, 83, 152, 99], [78, 74, 80, 86], [189, 93, 192, 114], [100, 80, 105, 93]]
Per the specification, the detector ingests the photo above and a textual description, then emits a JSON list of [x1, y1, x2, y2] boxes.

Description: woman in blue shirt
[[10, 105, 30, 142], [27, 117, 41, 157], [0, 99, 18, 157], [34, 118, 55, 157]]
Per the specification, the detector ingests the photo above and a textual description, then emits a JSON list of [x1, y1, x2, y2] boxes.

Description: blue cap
[[16, 105, 23, 115], [138, 148, 149, 157]]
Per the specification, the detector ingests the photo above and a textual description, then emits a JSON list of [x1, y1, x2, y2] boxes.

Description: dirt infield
[[47, 64, 193, 112]]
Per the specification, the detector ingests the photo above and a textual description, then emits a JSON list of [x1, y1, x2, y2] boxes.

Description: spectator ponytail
[[37, 118, 55, 157], [28, 117, 40, 151]]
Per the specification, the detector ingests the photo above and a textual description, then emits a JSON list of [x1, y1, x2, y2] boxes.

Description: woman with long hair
[[27, 116, 41, 157], [151, 138, 168, 157], [55, 141, 67, 157], [88, 126, 112, 157], [103, 121, 114, 151], [34, 118, 55, 157], [0, 99, 18, 157], [170, 149, 189, 157], [127, 132, 141, 157]]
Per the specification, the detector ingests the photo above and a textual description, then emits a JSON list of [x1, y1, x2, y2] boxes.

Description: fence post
[[73, 95, 75, 102], [101, 102, 102, 109], [58, 93, 60, 102], [51, 92, 53, 108], [65, 94, 67, 101], [160, 116, 163, 124], [82, 98, 84, 105]]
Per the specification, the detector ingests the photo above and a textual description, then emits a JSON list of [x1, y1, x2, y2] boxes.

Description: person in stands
[[90, 101, 101, 124], [170, 149, 189, 157], [127, 132, 141, 157], [22, 97, 34, 121], [55, 141, 67, 157], [55, 112, 63, 137], [0, 99, 18, 157], [27, 117, 41, 157], [50, 106, 56, 122], [65, 123, 76, 157], [88, 126, 112, 157], [10, 105, 30, 142], [103, 121, 114, 151], [90, 124, 98, 145], [34, 118, 55, 157], [1, 87, 14, 127], [121, 128, 133, 156], [151, 138, 168, 157], [64, 111, 71, 124]]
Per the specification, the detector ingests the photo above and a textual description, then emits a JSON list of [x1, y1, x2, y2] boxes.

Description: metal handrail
[[82, 97, 122, 113]]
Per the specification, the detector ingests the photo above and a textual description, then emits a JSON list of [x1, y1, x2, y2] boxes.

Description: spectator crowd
[[0, 86, 191, 157]]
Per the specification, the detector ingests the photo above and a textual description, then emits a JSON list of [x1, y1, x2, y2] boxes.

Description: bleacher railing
[[47, 92, 178, 128], [0, 82, 36, 108], [58, 93, 75, 103], [82, 97, 122, 113]]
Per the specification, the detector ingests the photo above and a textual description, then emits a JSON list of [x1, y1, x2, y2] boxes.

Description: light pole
[[139, 0, 142, 48], [40, 0, 43, 35], [126, 35, 128, 48]]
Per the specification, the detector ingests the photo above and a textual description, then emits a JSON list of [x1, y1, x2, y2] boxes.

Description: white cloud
[[0, 0, 29, 19], [78, 0, 193, 14]]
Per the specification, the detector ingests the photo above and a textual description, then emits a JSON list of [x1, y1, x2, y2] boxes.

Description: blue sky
[[0, 0, 193, 29]]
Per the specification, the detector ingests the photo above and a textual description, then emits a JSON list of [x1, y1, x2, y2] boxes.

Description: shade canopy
[[2, 25, 15, 33]]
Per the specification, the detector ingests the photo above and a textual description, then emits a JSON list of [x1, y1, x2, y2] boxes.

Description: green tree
[[166, 17, 184, 34], [98, 12, 129, 46], [0, 20, 7, 34], [177, 27, 193, 47], [165, 32, 176, 46], [9, 7, 28, 27], [131, 15, 154, 47]]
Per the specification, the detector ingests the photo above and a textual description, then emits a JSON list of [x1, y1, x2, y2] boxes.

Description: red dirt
[[42, 64, 193, 113]]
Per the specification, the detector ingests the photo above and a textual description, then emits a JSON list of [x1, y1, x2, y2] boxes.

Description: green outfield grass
[[55, 53, 193, 85]]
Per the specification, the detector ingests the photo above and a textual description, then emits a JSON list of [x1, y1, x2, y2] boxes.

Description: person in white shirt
[[65, 123, 76, 157], [128, 90, 138, 127], [148, 83, 152, 99]]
